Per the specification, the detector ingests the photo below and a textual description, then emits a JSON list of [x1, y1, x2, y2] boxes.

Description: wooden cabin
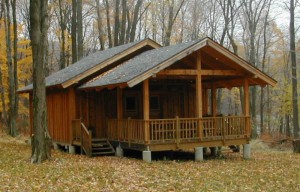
[[19, 38, 276, 161]]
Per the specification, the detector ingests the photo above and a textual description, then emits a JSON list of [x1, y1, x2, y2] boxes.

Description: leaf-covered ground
[[0, 135, 299, 192]]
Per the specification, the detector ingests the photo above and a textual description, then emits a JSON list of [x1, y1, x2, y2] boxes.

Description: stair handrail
[[81, 122, 92, 157]]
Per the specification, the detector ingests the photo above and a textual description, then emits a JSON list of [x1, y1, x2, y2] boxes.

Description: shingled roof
[[79, 37, 276, 90], [18, 38, 160, 93]]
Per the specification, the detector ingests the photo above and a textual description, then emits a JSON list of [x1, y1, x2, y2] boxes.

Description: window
[[125, 96, 137, 112], [150, 96, 160, 111]]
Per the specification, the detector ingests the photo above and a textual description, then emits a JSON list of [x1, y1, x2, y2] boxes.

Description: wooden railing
[[81, 123, 92, 156], [72, 119, 92, 156], [107, 119, 145, 143], [107, 116, 250, 145]]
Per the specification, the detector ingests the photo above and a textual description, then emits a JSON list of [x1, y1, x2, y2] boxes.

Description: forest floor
[[0, 132, 299, 192]]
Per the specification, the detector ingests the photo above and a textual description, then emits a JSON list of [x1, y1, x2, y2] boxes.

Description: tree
[[104, 0, 112, 48], [11, 0, 18, 126], [260, 2, 271, 134], [57, 0, 69, 69], [29, 0, 51, 163], [241, 0, 271, 138], [95, 0, 105, 50], [71, 0, 77, 63], [0, 10, 8, 127], [114, 0, 120, 46], [4, 0, 17, 136], [163, 0, 185, 46], [289, 0, 299, 138]]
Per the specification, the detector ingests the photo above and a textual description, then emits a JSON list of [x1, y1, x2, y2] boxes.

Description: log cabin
[[18, 37, 276, 161]]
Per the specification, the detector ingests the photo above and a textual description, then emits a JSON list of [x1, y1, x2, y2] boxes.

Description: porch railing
[[107, 116, 250, 144], [107, 119, 145, 143], [72, 119, 92, 156]]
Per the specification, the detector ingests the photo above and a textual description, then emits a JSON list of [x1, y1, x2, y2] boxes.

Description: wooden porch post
[[143, 79, 150, 143], [117, 87, 123, 119], [212, 84, 217, 117], [117, 87, 123, 140], [244, 79, 250, 137], [202, 89, 208, 116], [196, 51, 203, 138]]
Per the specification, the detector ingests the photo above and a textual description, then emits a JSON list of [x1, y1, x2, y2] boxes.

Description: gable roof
[[79, 37, 276, 90], [18, 38, 161, 93]]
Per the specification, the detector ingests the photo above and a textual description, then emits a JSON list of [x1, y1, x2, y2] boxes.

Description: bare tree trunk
[[260, 2, 271, 135], [0, 67, 7, 127], [11, 0, 18, 123], [114, 0, 120, 46], [164, 0, 184, 46], [104, 0, 112, 48], [4, 0, 17, 136], [286, 114, 291, 137], [95, 0, 105, 50], [125, 10, 131, 43], [71, 0, 77, 63], [129, 0, 143, 42], [119, 0, 126, 45], [290, 0, 299, 138], [0, 1, 7, 126], [30, 0, 51, 163], [241, 0, 270, 138], [77, 0, 83, 60], [59, 0, 66, 69]]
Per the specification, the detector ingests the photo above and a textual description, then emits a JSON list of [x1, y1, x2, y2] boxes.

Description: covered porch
[[107, 116, 250, 151], [73, 38, 275, 159]]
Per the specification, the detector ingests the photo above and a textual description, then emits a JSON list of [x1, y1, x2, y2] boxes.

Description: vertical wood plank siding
[[45, 88, 76, 144]]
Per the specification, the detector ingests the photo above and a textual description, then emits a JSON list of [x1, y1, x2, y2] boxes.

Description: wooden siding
[[79, 90, 117, 138], [46, 88, 76, 144]]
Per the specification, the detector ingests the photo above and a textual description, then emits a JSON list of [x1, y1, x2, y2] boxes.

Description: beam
[[157, 69, 198, 76], [201, 70, 240, 76], [157, 69, 240, 77], [206, 40, 277, 87], [127, 40, 207, 87]]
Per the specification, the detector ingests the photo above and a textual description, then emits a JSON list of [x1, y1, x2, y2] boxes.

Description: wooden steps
[[91, 138, 115, 156]]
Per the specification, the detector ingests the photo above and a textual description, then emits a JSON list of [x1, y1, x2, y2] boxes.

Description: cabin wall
[[79, 90, 117, 138], [78, 82, 205, 139], [46, 88, 76, 144]]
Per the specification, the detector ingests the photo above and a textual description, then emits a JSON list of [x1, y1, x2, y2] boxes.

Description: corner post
[[196, 51, 203, 139], [212, 84, 217, 117], [143, 79, 150, 144], [243, 79, 250, 137]]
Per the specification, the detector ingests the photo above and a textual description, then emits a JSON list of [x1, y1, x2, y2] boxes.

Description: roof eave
[[206, 39, 277, 87], [127, 38, 209, 87], [61, 39, 162, 89]]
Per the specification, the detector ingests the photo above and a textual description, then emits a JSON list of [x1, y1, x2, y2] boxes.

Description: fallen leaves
[[0, 138, 299, 192]]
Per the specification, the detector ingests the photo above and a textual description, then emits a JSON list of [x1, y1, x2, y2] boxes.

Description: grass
[[0, 134, 299, 192]]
